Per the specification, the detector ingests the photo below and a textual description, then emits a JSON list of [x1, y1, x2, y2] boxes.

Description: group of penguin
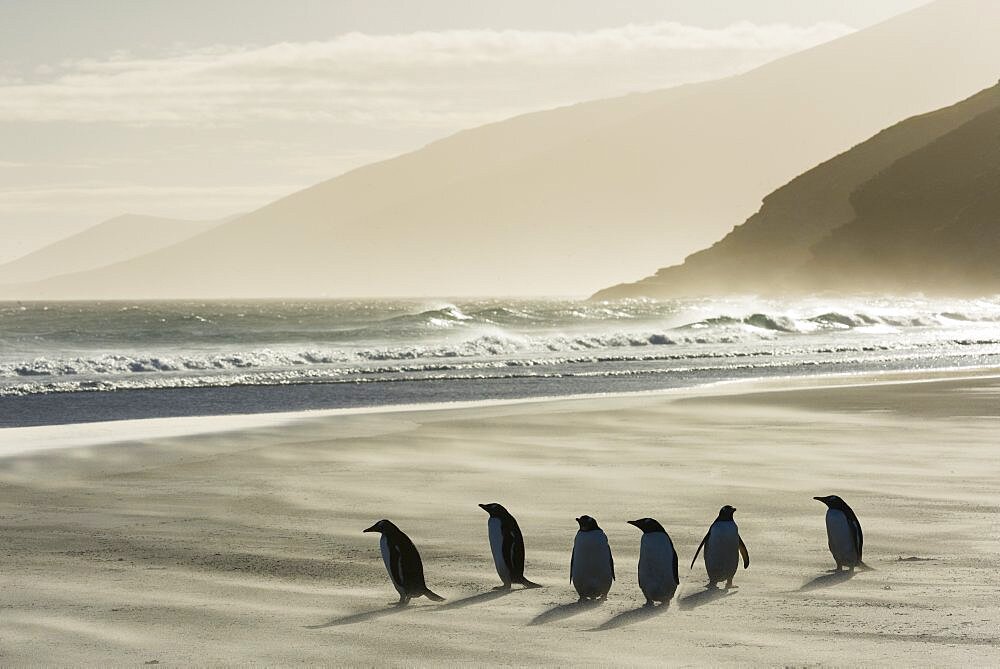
[[363, 495, 864, 607]]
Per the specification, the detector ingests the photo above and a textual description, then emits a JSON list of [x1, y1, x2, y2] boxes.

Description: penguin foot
[[493, 584, 512, 591], [644, 600, 655, 608]]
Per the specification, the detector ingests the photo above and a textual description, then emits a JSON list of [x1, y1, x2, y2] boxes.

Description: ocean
[[2, 296, 1000, 427]]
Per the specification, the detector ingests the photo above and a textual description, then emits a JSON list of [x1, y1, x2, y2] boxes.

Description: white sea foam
[[2, 297, 1000, 400]]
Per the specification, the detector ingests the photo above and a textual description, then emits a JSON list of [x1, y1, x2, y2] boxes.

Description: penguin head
[[716, 505, 737, 521], [478, 503, 510, 518], [575, 515, 600, 531], [814, 495, 848, 511], [363, 519, 397, 534], [627, 518, 666, 534]]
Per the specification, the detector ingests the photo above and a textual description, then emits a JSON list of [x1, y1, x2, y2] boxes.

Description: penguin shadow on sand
[[528, 598, 603, 626], [434, 587, 515, 612], [798, 569, 855, 592], [677, 584, 737, 611], [590, 602, 670, 631], [798, 563, 873, 592], [306, 603, 415, 629]]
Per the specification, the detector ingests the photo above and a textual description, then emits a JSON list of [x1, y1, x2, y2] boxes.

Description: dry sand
[[1, 372, 999, 666]]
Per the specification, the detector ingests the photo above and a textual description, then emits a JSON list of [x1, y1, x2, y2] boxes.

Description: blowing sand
[[1, 373, 999, 665]]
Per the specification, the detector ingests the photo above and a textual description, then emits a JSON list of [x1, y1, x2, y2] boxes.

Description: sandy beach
[[1, 372, 999, 666]]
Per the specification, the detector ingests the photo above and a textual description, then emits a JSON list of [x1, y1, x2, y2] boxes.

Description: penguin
[[478, 503, 542, 590], [690, 505, 749, 589], [627, 517, 680, 607], [813, 495, 864, 571], [570, 515, 615, 601], [363, 519, 445, 605]]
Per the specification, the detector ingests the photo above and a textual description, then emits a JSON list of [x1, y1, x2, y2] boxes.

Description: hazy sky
[[0, 0, 927, 262]]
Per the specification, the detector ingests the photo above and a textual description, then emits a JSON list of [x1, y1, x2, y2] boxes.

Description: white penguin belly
[[638, 533, 677, 601], [572, 531, 614, 598], [380, 535, 405, 595], [704, 522, 740, 582], [825, 509, 859, 566], [488, 518, 511, 583]]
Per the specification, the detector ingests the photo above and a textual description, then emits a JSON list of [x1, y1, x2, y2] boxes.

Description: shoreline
[[1, 366, 999, 664], [3, 364, 1000, 459]]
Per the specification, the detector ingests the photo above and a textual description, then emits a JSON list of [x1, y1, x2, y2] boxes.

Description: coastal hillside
[[0, 214, 221, 286], [594, 81, 1000, 299], [806, 102, 1000, 292], [6, 0, 1000, 299]]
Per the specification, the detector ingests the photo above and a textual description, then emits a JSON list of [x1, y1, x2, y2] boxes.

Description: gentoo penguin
[[627, 518, 680, 606], [363, 519, 445, 605], [814, 495, 865, 571], [570, 515, 615, 601], [690, 505, 749, 589], [478, 503, 541, 590]]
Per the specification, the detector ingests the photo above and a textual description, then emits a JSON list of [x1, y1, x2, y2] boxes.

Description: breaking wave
[[3, 296, 1000, 399]]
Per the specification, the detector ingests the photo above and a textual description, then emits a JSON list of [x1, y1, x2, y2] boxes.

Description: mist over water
[[3, 296, 1000, 426]]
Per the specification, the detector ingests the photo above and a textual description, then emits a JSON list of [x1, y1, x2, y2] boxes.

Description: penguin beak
[[627, 520, 640, 528], [478, 503, 489, 511], [362, 523, 379, 533], [813, 496, 825, 502]]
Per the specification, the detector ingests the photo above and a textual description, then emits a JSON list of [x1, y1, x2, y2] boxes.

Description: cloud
[[0, 21, 853, 127]]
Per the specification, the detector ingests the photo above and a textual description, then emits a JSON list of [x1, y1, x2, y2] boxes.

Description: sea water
[[2, 296, 1000, 427]]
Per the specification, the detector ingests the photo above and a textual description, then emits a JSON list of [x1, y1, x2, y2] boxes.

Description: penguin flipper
[[504, 522, 526, 579], [665, 533, 680, 585], [738, 536, 750, 569], [569, 547, 574, 583], [389, 544, 407, 588], [609, 548, 615, 581], [844, 505, 864, 561], [690, 531, 710, 569]]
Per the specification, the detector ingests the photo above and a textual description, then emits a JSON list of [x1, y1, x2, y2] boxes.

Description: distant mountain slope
[[594, 82, 1000, 299], [0, 214, 221, 285], [7, 0, 1000, 299], [806, 102, 1000, 292]]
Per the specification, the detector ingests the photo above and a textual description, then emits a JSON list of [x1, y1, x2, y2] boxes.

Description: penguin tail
[[422, 588, 446, 602], [516, 577, 542, 589], [857, 561, 875, 572]]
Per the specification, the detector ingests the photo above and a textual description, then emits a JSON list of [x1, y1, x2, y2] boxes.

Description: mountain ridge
[[593, 81, 1000, 300], [0, 214, 223, 286], [806, 98, 1000, 292], [6, 0, 1000, 299]]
